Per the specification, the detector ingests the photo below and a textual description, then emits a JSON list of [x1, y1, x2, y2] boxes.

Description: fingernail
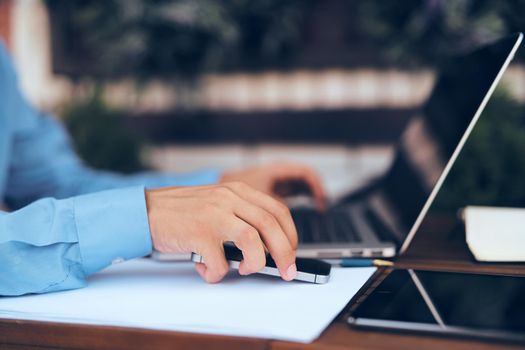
[[285, 263, 297, 281]]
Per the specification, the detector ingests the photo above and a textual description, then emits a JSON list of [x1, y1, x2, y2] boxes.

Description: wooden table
[[2, 214, 525, 350]]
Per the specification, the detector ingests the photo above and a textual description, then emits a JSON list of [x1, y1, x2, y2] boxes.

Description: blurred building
[[2, 0, 437, 113]]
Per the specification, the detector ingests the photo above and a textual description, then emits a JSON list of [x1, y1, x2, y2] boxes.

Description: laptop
[[292, 32, 523, 259]]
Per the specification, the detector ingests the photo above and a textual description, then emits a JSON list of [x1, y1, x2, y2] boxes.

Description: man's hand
[[145, 182, 298, 283], [220, 162, 327, 209]]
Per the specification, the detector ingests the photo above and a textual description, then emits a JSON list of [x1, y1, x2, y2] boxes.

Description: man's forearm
[[0, 186, 152, 296]]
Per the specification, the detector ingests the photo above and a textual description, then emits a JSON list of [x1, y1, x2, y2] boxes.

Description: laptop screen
[[378, 33, 522, 243]]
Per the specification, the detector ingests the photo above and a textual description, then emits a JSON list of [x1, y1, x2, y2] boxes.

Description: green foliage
[[45, 0, 313, 79], [45, 0, 525, 76], [63, 91, 145, 173], [435, 89, 525, 210], [357, 0, 525, 67]]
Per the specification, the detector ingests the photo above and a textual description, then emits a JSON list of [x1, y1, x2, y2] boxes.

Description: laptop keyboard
[[291, 208, 362, 243], [291, 204, 400, 245]]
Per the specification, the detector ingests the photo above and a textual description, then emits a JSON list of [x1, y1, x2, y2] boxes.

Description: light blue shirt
[[0, 42, 220, 296]]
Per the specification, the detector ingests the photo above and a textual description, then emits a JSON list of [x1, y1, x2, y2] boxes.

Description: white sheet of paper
[[0, 259, 375, 343]]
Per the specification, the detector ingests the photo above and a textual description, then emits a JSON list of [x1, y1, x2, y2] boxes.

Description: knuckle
[[237, 226, 259, 245], [212, 186, 233, 198], [259, 213, 277, 228], [227, 181, 247, 191], [274, 201, 290, 217]]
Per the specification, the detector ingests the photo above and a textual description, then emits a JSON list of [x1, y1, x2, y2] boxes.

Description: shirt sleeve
[[0, 41, 220, 209], [0, 186, 152, 296], [5, 109, 221, 209], [0, 43, 218, 296]]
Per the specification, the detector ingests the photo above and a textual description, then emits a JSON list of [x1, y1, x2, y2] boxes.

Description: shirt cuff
[[74, 186, 153, 275]]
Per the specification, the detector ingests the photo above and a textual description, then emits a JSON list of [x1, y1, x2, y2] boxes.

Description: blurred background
[[2, 0, 525, 213]]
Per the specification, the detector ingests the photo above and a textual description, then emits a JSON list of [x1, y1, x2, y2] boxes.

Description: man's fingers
[[225, 182, 298, 249], [230, 219, 266, 275], [196, 244, 230, 283], [230, 198, 297, 281], [273, 164, 327, 210]]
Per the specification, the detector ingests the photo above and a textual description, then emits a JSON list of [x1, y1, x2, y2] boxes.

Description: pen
[[340, 259, 394, 267]]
